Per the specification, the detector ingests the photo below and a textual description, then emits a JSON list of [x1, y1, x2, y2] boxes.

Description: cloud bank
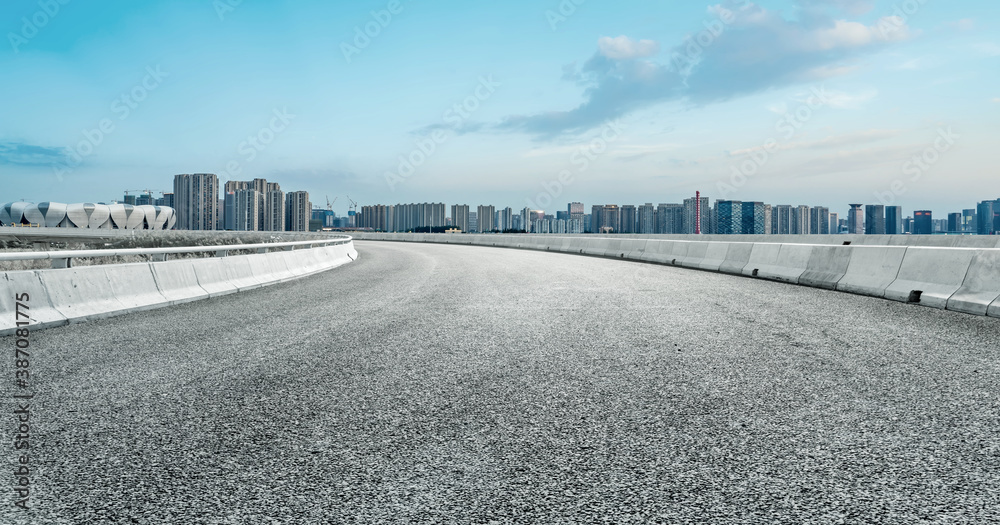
[[499, 0, 911, 138]]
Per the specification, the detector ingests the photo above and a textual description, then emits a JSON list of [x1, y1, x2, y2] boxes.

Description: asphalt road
[[3, 240, 1000, 524]]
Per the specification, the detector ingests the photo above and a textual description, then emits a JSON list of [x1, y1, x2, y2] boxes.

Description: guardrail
[[0, 236, 359, 335], [353, 233, 1000, 319], [0, 237, 353, 268]]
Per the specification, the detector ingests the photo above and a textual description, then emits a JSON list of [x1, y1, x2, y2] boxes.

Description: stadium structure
[[0, 202, 176, 230]]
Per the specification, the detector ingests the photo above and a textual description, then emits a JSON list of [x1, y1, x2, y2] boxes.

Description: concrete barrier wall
[[0, 241, 357, 335], [353, 233, 1000, 320]]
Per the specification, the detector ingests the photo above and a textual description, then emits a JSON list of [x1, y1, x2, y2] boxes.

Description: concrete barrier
[[151, 259, 210, 304], [698, 243, 730, 272], [192, 258, 240, 297], [675, 241, 707, 270], [106, 263, 169, 312], [798, 245, 851, 290], [624, 239, 648, 260], [837, 246, 907, 298], [643, 241, 682, 265], [883, 247, 977, 309], [0, 271, 69, 331], [746, 244, 813, 284], [601, 239, 625, 258], [0, 240, 358, 336], [38, 266, 128, 321], [719, 243, 753, 275], [947, 250, 1000, 316]]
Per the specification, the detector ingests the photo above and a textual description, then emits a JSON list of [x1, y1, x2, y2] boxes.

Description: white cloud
[[973, 42, 1000, 57], [597, 36, 660, 60], [945, 19, 975, 32], [992, 98, 1000, 103]]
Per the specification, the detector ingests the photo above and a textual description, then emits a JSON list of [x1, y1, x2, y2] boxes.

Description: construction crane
[[346, 195, 358, 214], [326, 195, 337, 211]]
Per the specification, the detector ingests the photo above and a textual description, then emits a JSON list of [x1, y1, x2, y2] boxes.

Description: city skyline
[[1, 1, 998, 215]]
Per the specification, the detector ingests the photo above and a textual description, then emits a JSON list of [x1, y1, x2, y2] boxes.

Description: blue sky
[[1, 0, 997, 218]]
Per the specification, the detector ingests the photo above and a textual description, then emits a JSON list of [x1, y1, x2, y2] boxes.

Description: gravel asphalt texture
[[3, 240, 1000, 524]]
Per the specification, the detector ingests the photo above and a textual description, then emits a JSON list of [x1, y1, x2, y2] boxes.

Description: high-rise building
[[962, 209, 977, 233], [498, 207, 514, 232], [223, 191, 237, 230], [716, 200, 742, 235], [285, 191, 311, 231], [589, 205, 603, 233], [600, 205, 620, 233], [865, 205, 885, 235], [477, 205, 496, 232], [657, 203, 683, 234], [234, 189, 260, 231], [792, 205, 811, 235], [848, 204, 864, 235], [683, 196, 709, 234], [885, 206, 903, 235], [948, 213, 962, 233], [913, 210, 933, 235], [452, 204, 470, 232], [762, 204, 773, 235], [772, 205, 792, 235], [977, 200, 999, 235], [810, 206, 830, 235], [156, 193, 175, 209], [262, 189, 285, 231], [620, 205, 637, 234], [741, 201, 765, 235], [638, 203, 656, 234], [173, 173, 219, 230], [568, 202, 585, 228], [469, 212, 478, 233], [520, 207, 533, 233], [829, 212, 839, 234]]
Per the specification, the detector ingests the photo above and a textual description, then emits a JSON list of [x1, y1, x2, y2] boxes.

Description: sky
[[1, 0, 998, 218]]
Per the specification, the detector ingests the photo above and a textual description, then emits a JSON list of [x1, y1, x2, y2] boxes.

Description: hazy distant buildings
[[865, 205, 885, 235], [978, 200, 999, 235], [792, 205, 810, 235], [638, 203, 655, 234], [914, 210, 933, 235], [963, 209, 977, 233], [848, 204, 864, 235], [285, 191, 311, 232], [810, 206, 830, 235], [658, 203, 684, 234], [620, 205, 637, 234], [477, 205, 495, 232], [772, 205, 792, 235], [683, 196, 709, 234], [716, 200, 741, 235], [885, 206, 903, 235], [452, 204, 470, 232], [742, 201, 766, 235], [173, 173, 219, 230]]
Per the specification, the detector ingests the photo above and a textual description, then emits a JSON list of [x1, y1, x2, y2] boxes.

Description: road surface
[[3, 241, 1000, 523]]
